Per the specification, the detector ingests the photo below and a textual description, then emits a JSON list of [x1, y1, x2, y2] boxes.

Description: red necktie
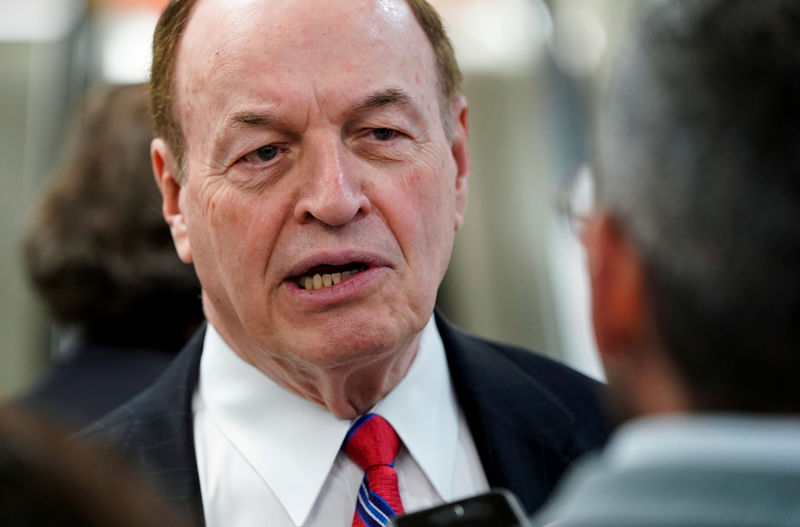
[[343, 414, 405, 527]]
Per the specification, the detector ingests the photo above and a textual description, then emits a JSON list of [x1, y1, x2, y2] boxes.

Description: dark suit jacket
[[81, 315, 609, 525], [20, 341, 177, 432]]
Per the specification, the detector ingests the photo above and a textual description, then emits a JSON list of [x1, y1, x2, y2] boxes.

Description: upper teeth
[[297, 266, 366, 290]]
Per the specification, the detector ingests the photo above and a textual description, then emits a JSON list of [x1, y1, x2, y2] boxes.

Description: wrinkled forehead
[[173, 0, 439, 128]]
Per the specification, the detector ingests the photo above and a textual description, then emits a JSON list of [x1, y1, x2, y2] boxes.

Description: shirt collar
[[608, 414, 800, 472], [198, 316, 459, 526], [373, 315, 460, 501]]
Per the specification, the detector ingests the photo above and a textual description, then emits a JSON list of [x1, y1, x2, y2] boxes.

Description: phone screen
[[388, 489, 531, 527]]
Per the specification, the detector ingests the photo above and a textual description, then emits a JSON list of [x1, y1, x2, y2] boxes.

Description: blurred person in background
[[82, 0, 610, 525], [536, 0, 800, 524], [20, 83, 203, 431], [0, 404, 189, 527]]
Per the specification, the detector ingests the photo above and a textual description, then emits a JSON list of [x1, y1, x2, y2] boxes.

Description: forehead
[[174, 0, 439, 128]]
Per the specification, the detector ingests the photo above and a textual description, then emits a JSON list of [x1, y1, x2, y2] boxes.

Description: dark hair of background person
[[595, 0, 800, 413], [0, 404, 190, 527], [20, 83, 203, 430], [24, 83, 202, 349], [149, 0, 463, 179]]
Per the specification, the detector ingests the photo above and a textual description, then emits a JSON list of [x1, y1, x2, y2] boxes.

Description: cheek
[[189, 185, 283, 281], [379, 160, 458, 276], [414, 157, 458, 243], [194, 187, 248, 248]]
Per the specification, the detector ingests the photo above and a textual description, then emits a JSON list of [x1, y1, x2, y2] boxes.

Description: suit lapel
[[121, 326, 207, 525], [108, 317, 592, 522], [436, 314, 579, 513]]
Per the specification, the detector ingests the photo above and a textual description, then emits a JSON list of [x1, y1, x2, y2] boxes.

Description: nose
[[293, 139, 371, 227]]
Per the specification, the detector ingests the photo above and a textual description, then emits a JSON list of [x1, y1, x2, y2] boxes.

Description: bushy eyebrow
[[348, 88, 413, 116], [228, 111, 281, 128], [223, 87, 421, 135]]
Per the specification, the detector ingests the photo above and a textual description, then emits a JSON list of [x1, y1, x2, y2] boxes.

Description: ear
[[151, 138, 193, 263], [449, 95, 470, 231], [585, 212, 647, 362]]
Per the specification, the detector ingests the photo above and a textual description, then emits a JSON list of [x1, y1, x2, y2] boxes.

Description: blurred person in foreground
[[21, 83, 203, 431], [82, 0, 610, 525], [0, 404, 189, 527], [536, 0, 800, 525]]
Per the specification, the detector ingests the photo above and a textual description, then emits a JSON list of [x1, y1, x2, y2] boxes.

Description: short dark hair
[[597, 0, 800, 412], [148, 0, 462, 180], [24, 84, 202, 348]]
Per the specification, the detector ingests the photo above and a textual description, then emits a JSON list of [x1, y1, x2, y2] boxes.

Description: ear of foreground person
[[78, 0, 611, 525], [534, 0, 800, 525]]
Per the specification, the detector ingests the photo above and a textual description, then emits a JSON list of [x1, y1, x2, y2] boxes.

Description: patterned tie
[[343, 413, 405, 527]]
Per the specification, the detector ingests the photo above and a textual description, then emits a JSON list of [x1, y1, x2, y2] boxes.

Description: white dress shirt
[[193, 316, 489, 527]]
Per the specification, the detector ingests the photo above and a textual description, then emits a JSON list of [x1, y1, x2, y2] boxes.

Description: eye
[[243, 144, 279, 163], [371, 128, 398, 141]]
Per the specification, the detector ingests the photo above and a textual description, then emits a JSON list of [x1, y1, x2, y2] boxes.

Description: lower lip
[[283, 266, 389, 307]]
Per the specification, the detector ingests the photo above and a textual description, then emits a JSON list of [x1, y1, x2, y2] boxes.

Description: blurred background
[[0, 0, 640, 400]]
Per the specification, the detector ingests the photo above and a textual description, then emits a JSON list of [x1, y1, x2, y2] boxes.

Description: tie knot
[[343, 414, 399, 470]]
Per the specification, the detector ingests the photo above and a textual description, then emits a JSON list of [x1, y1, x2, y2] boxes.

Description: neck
[[611, 349, 693, 420], [285, 344, 420, 419], [207, 311, 422, 420]]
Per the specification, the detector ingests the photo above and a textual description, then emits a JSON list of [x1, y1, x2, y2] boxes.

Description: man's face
[[158, 0, 469, 370]]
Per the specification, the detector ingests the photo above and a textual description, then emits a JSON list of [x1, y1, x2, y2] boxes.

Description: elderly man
[[535, 0, 800, 525], [84, 0, 608, 525]]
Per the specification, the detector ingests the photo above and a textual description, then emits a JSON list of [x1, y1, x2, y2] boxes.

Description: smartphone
[[388, 489, 532, 527]]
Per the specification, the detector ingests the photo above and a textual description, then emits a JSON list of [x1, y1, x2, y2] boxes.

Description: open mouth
[[294, 262, 369, 291]]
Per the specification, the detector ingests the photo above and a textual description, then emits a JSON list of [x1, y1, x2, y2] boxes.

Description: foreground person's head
[[0, 405, 189, 526], [586, 0, 800, 417]]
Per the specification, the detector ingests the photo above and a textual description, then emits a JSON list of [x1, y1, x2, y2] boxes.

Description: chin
[[292, 317, 413, 369]]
